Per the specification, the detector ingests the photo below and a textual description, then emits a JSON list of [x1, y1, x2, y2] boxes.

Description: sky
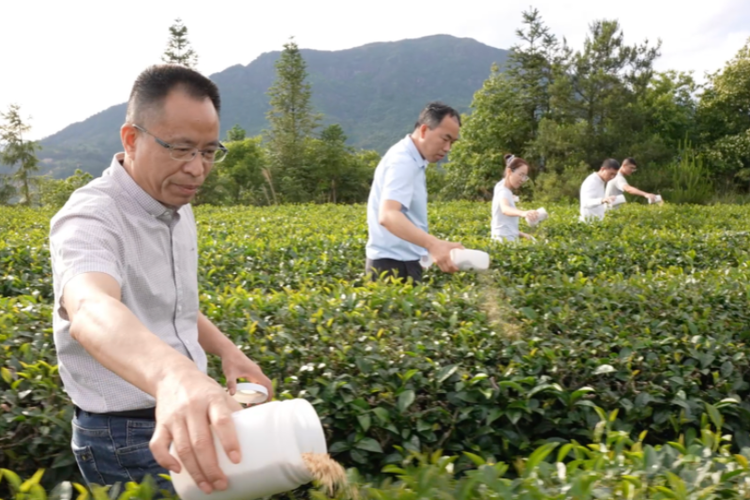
[[2, 0, 749, 141]]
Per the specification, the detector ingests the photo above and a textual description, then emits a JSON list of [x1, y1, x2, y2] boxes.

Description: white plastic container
[[170, 399, 327, 500], [649, 194, 663, 204], [526, 207, 548, 227], [611, 194, 626, 206], [420, 249, 490, 271], [450, 249, 490, 271], [232, 382, 269, 405]]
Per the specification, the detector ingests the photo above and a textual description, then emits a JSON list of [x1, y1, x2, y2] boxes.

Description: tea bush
[[5, 417, 750, 499], [1, 201, 750, 497]]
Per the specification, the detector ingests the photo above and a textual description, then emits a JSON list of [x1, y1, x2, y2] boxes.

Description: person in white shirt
[[580, 159, 620, 221], [491, 154, 539, 241], [604, 157, 658, 208]]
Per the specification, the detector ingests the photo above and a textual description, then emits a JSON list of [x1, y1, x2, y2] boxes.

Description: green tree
[[36, 169, 93, 207], [0, 104, 41, 206], [162, 18, 198, 69], [442, 8, 568, 200], [0, 175, 16, 205], [227, 124, 246, 142], [265, 37, 321, 202], [195, 137, 268, 206], [697, 38, 750, 188], [618, 70, 699, 183], [533, 20, 661, 171], [305, 124, 375, 204]]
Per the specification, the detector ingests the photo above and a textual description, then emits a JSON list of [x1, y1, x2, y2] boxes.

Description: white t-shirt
[[580, 172, 607, 221], [491, 179, 519, 241], [605, 172, 629, 199]]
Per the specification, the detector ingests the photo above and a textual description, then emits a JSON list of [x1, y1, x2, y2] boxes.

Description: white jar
[[526, 207, 548, 227], [170, 399, 327, 500], [420, 249, 490, 271], [649, 194, 663, 204], [449, 249, 490, 271]]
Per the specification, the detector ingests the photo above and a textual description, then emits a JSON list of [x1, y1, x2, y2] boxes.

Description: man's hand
[[221, 349, 274, 401], [150, 370, 243, 495], [523, 210, 540, 223], [645, 193, 658, 202], [602, 196, 617, 205], [426, 239, 464, 273]]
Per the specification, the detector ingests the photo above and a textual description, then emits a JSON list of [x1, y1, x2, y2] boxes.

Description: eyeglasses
[[514, 171, 529, 183], [133, 124, 228, 165]]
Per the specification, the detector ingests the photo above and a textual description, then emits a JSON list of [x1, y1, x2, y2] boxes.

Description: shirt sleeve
[[50, 204, 124, 316], [492, 182, 503, 216], [616, 174, 629, 191], [580, 177, 605, 208], [381, 155, 419, 210]]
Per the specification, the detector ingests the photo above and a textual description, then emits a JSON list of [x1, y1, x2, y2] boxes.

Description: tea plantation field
[[2, 201, 750, 499]]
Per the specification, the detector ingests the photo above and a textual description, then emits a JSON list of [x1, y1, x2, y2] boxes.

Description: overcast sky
[[2, 0, 749, 140]]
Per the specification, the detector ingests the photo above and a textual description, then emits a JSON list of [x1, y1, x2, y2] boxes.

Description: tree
[[0, 104, 41, 206], [442, 9, 569, 200], [36, 169, 93, 207], [628, 70, 698, 167], [265, 37, 321, 202], [532, 20, 661, 171], [305, 124, 374, 204], [195, 137, 268, 206], [0, 175, 16, 205], [162, 18, 198, 69], [227, 124, 246, 142], [697, 38, 750, 188]]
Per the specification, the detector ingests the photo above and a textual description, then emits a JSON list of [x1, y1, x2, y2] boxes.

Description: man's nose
[[183, 154, 204, 177]]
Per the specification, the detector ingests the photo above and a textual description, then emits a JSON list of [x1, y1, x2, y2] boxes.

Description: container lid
[[232, 383, 269, 405]]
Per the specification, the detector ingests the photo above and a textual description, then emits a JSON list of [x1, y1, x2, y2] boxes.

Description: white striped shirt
[[50, 153, 207, 413]]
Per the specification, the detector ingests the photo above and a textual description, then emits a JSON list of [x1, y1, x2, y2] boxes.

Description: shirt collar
[[403, 135, 428, 169], [107, 153, 179, 221]]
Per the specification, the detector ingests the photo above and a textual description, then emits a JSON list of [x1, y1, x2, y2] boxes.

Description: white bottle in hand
[[420, 249, 490, 271]]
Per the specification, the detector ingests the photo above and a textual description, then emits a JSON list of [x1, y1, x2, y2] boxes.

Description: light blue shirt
[[366, 135, 429, 261]]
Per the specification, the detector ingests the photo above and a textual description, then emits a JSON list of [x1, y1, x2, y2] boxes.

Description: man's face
[[601, 167, 619, 182], [123, 89, 220, 207], [621, 162, 637, 176], [417, 115, 460, 163]]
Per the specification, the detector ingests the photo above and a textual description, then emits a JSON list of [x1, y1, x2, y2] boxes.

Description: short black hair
[[414, 101, 461, 130], [601, 158, 620, 171], [125, 64, 221, 125], [623, 157, 637, 167]]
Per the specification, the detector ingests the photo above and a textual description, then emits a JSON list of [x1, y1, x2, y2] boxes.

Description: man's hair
[[125, 64, 221, 125], [414, 101, 461, 130], [623, 157, 637, 167], [601, 158, 621, 171]]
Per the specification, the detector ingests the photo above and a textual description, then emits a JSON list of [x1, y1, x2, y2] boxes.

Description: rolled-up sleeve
[[381, 154, 419, 210]]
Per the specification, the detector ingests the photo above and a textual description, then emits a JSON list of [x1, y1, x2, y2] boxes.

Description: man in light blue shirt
[[366, 102, 464, 283]]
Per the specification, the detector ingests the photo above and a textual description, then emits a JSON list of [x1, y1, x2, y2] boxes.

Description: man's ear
[[121, 123, 138, 157], [419, 124, 429, 139]]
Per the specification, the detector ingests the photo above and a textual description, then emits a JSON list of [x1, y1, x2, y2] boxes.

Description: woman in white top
[[491, 154, 539, 242]]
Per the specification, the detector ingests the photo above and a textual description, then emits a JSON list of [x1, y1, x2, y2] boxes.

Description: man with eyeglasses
[[49, 64, 273, 495], [604, 157, 658, 208], [366, 102, 465, 283]]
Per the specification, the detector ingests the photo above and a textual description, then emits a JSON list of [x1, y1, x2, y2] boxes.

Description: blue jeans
[[71, 409, 174, 494]]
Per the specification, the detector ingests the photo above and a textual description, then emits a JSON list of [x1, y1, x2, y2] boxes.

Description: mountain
[[37, 35, 508, 178]]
